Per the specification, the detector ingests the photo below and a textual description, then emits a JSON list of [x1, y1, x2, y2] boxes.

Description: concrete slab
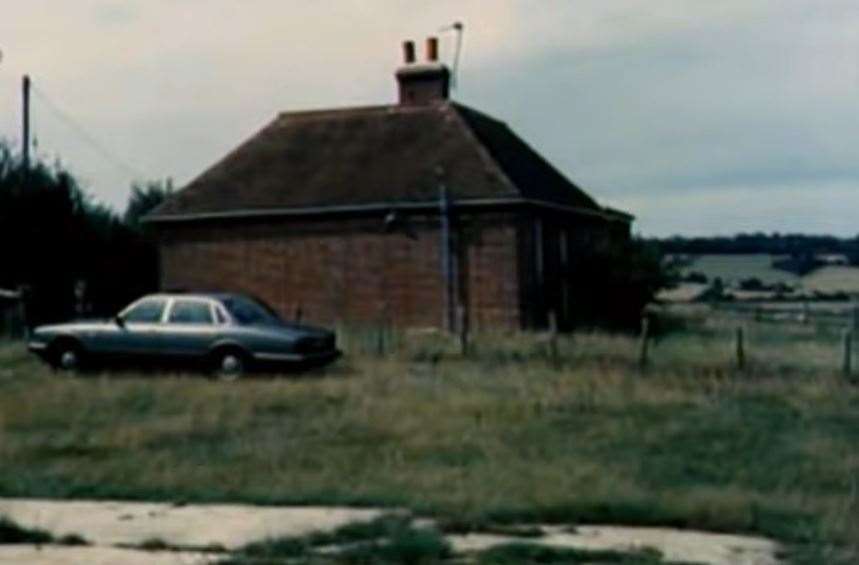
[[448, 524, 780, 565], [0, 498, 385, 550], [0, 499, 782, 564], [0, 545, 213, 565]]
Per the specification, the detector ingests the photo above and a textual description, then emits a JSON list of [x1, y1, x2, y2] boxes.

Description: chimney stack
[[402, 40, 415, 64], [395, 36, 450, 106]]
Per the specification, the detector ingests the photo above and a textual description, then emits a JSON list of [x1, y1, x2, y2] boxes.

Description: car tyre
[[51, 340, 84, 373], [212, 348, 247, 381]]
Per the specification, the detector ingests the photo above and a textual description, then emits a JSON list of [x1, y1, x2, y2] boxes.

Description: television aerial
[[439, 22, 464, 89]]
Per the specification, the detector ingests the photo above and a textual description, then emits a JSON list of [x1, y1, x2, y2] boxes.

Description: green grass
[[0, 516, 53, 544], [0, 318, 858, 562], [680, 254, 798, 286], [476, 543, 673, 564], [0, 515, 88, 546], [802, 266, 859, 294], [224, 515, 450, 564]]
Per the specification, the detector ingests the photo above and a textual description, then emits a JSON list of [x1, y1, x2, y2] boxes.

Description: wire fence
[[3, 298, 857, 380], [334, 306, 859, 382], [711, 301, 859, 328]]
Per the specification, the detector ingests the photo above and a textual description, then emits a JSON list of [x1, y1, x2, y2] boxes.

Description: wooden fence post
[[376, 314, 386, 357], [457, 305, 469, 357], [736, 326, 745, 370], [842, 328, 852, 378], [638, 316, 650, 371], [548, 310, 559, 367]]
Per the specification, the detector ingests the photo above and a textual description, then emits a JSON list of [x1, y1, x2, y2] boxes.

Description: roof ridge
[[446, 103, 520, 196], [450, 102, 506, 126], [453, 102, 599, 210], [276, 102, 450, 122]]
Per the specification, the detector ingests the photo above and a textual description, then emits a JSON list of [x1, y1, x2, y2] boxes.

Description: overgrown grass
[[0, 516, 53, 544], [0, 514, 89, 547], [0, 316, 858, 562], [224, 514, 450, 564], [476, 543, 674, 564]]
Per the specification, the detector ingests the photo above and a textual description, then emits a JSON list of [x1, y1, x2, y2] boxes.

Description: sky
[[1, 1, 858, 237]]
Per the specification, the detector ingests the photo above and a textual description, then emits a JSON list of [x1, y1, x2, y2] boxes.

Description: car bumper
[[27, 341, 49, 355]]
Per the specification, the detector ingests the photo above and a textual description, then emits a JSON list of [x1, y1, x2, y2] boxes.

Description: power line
[[29, 83, 146, 179]]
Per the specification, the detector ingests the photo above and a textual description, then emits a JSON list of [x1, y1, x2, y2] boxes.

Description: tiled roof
[[148, 101, 626, 221]]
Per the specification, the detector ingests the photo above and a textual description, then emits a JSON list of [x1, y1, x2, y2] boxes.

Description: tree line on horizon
[[651, 233, 859, 262]]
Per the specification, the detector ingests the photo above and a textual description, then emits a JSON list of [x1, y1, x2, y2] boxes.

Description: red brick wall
[[463, 220, 521, 330], [157, 214, 523, 330]]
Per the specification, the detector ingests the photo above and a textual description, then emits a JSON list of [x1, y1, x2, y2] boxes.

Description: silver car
[[27, 293, 340, 378]]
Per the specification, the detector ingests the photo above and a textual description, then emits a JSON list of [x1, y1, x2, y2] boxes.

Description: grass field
[[1, 317, 858, 563], [802, 266, 859, 295], [679, 254, 798, 286], [678, 254, 859, 295]]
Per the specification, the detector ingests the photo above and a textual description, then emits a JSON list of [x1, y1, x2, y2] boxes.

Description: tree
[[124, 179, 173, 229], [563, 238, 670, 331], [0, 142, 164, 325]]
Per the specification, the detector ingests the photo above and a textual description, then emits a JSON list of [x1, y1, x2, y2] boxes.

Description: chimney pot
[[426, 37, 439, 62], [395, 39, 450, 105], [402, 40, 415, 64]]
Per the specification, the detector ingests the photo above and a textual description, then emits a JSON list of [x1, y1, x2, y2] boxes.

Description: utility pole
[[438, 167, 457, 332], [22, 75, 31, 170]]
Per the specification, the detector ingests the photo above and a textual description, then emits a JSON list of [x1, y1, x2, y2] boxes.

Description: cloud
[[461, 1, 859, 235], [92, 2, 139, 25]]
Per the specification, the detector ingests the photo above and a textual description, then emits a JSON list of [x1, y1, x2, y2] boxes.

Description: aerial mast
[[439, 22, 464, 89]]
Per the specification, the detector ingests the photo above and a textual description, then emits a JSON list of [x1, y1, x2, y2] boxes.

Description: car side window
[[123, 298, 167, 323], [214, 307, 228, 325], [168, 300, 214, 325]]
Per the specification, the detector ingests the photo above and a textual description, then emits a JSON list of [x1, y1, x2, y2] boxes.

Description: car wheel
[[213, 350, 246, 381], [52, 341, 83, 373]]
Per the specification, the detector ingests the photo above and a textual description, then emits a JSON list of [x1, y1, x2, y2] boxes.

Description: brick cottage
[[146, 38, 633, 331]]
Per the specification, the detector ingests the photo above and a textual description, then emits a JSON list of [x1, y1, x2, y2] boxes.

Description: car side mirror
[[114, 315, 126, 328]]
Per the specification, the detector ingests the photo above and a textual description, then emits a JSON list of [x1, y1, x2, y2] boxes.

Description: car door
[[160, 298, 219, 359], [93, 297, 167, 357]]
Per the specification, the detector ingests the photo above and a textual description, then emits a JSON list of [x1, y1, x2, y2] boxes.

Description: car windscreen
[[221, 296, 281, 325]]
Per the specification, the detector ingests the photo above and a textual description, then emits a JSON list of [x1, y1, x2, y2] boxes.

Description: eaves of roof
[[144, 197, 633, 225]]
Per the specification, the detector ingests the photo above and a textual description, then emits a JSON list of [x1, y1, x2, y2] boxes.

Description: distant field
[[679, 254, 859, 294], [802, 266, 859, 294], [679, 254, 798, 286], [1, 316, 858, 563]]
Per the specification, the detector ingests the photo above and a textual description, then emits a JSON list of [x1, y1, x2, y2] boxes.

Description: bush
[[477, 543, 666, 564], [0, 144, 164, 326], [0, 516, 53, 544], [563, 238, 669, 331]]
